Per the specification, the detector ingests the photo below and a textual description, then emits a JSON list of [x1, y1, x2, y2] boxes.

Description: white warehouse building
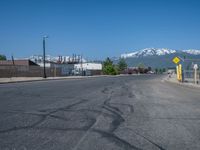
[[74, 63, 102, 70]]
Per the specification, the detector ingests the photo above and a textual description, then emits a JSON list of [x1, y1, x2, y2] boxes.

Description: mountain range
[[26, 55, 87, 63], [119, 48, 200, 69]]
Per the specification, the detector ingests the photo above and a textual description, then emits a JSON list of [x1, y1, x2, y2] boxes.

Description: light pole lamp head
[[43, 35, 49, 39]]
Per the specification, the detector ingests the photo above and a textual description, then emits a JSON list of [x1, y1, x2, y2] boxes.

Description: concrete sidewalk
[[164, 74, 200, 89], [0, 76, 93, 84], [0, 74, 141, 84]]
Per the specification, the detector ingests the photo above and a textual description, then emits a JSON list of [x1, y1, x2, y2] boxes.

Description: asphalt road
[[0, 75, 200, 150]]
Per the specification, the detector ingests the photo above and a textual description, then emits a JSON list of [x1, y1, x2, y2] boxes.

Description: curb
[[163, 78, 200, 89], [0, 75, 122, 84], [0, 74, 142, 84], [0, 76, 99, 84]]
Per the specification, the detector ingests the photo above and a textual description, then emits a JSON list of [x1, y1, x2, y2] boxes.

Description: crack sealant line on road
[[72, 86, 123, 150], [69, 91, 112, 150], [71, 105, 106, 150]]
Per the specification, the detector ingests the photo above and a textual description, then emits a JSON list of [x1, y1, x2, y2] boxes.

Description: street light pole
[[43, 36, 48, 78]]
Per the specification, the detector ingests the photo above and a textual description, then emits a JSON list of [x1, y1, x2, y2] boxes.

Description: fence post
[[193, 64, 198, 84], [194, 68, 197, 84]]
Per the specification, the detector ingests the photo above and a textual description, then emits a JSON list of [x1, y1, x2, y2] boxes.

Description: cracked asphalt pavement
[[0, 75, 200, 150]]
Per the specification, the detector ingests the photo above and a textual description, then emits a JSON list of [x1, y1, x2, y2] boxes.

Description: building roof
[[0, 60, 39, 66]]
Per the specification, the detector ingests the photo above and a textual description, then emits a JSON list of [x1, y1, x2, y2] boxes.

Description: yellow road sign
[[172, 57, 180, 64]]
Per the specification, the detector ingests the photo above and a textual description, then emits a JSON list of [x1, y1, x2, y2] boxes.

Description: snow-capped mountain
[[121, 48, 200, 58], [117, 48, 200, 68], [28, 55, 87, 63], [182, 49, 200, 55], [29, 55, 70, 63]]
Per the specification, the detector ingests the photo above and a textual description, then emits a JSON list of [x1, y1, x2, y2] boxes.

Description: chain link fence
[[183, 59, 200, 84], [184, 70, 200, 83]]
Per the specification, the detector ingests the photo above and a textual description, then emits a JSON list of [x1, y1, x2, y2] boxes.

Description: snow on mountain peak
[[182, 49, 200, 55], [121, 48, 176, 58]]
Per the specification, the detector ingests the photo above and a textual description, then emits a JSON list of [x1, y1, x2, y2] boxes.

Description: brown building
[[0, 60, 39, 66], [0, 60, 42, 77]]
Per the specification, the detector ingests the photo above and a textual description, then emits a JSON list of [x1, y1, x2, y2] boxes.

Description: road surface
[[0, 75, 200, 150]]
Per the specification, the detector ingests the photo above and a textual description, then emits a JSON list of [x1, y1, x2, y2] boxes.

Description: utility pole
[[11, 55, 15, 65], [81, 55, 83, 76], [11, 54, 15, 77], [43, 36, 48, 78]]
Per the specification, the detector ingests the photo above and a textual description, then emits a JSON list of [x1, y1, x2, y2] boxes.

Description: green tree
[[155, 68, 158, 74], [148, 67, 152, 71], [137, 63, 145, 73], [138, 63, 145, 69], [102, 57, 118, 75], [103, 57, 112, 66], [117, 58, 127, 72], [0, 54, 6, 60], [162, 68, 166, 73], [159, 68, 163, 74]]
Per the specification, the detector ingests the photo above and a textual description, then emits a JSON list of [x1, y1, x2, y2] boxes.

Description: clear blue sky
[[0, 0, 200, 60]]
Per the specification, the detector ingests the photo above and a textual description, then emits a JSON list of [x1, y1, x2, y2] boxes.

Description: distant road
[[0, 75, 200, 150]]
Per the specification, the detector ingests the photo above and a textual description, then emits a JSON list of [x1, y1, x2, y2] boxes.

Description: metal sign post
[[172, 57, 183, 82], [193, 64, 198, 84]]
